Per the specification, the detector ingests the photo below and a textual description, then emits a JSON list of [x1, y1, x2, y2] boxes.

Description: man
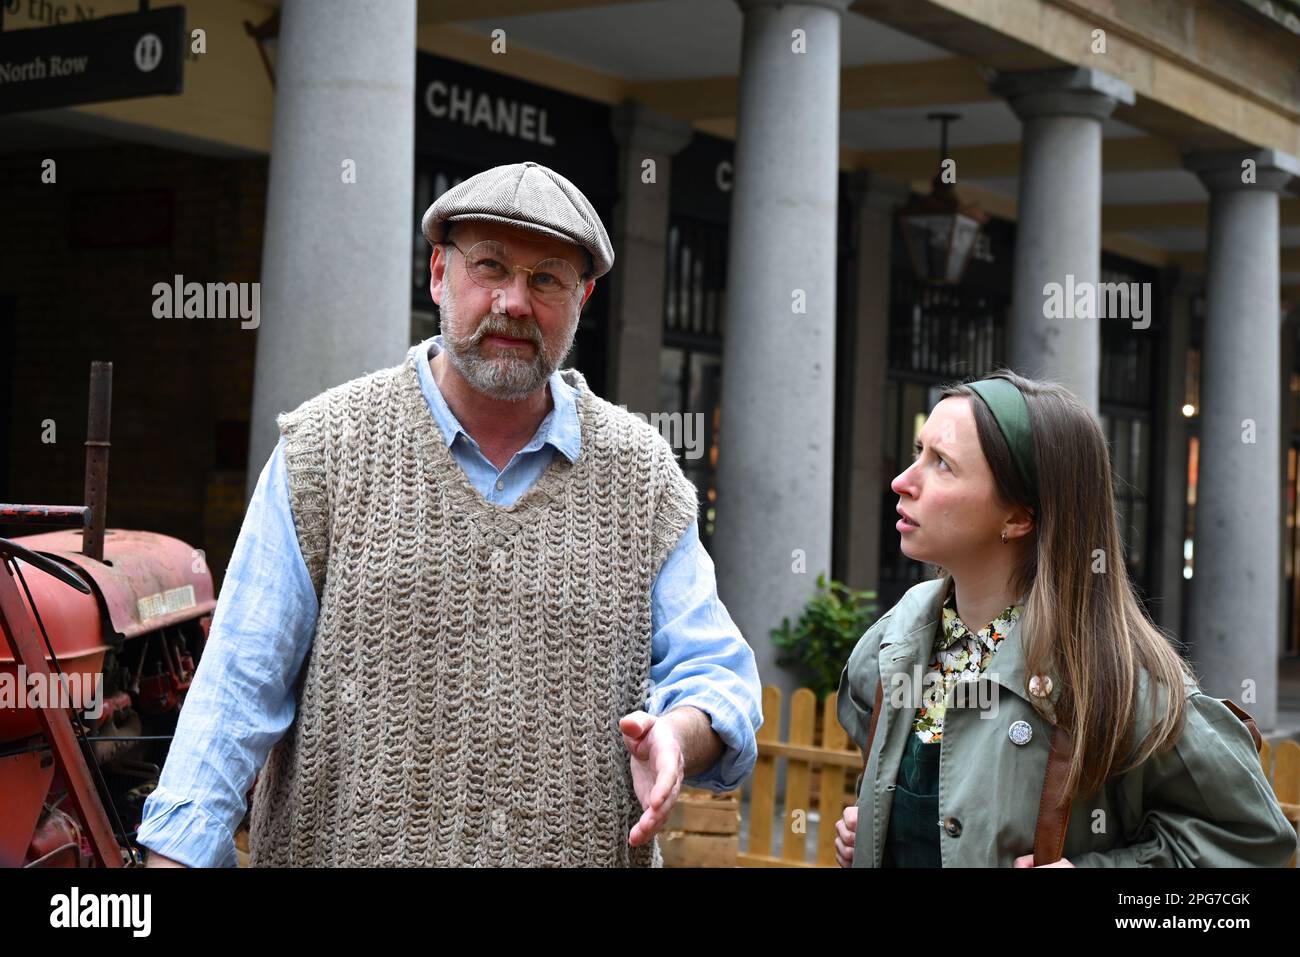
[[137, 161, 762, 867]]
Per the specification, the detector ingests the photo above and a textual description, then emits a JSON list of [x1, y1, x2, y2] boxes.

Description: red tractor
[[0, 362, 214, 867]]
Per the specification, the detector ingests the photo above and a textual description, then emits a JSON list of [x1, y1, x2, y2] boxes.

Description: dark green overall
[[883, 716, 942, 867]]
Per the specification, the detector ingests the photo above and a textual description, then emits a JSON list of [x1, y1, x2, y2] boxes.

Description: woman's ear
[[1005, 506, 1035, 542]]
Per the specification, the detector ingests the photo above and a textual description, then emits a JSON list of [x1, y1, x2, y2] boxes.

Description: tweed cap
[[420, 161, 614, 279]]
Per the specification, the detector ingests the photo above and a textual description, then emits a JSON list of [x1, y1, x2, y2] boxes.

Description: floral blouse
[[911, 586, 1022, 744]]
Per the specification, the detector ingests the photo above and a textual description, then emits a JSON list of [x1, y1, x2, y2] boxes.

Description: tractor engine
[[0, 530, 213, 867]]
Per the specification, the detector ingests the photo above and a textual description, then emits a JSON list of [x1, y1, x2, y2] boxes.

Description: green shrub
[[770, 573, 879, 701]]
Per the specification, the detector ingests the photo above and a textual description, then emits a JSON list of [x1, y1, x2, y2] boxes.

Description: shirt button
[[942, 817, 962, 838], [495, 479, 505, 491]]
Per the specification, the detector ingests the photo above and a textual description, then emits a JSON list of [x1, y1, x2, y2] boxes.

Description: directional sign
[[0, 6, 186, 115]]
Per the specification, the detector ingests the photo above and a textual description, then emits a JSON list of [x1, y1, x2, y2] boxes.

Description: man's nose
[[498, 269, 534, 318]]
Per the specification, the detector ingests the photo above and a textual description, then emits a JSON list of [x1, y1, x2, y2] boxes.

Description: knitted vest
[[246, 353, 699, 867]]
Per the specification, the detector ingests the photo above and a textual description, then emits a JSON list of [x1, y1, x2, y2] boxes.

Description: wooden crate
[[660, 786, 740, 867]]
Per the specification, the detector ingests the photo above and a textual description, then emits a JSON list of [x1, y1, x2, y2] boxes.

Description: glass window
[[659, 345, 720, 548]]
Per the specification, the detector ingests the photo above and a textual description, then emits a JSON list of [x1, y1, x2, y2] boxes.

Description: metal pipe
[[81, 362, 112, 563]]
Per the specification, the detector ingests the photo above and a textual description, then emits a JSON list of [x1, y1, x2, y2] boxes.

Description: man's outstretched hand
[[619, 710, 686, 847]]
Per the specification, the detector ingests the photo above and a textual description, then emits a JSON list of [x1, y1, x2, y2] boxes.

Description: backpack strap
[[1219, 698, 1263, 752]]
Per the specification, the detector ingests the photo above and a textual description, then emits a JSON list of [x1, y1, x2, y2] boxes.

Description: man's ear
[[579, 278, 596, 309], [430, 246, 447, 305]]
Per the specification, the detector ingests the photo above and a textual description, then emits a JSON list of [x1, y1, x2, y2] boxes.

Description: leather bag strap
[[1032, 724, 1074, 865]]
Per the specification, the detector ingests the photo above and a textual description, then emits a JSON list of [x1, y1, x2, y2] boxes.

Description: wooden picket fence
[[738, 686, 860, 868], [660, 685, 858, 867], [1259, 738, 1300, 868]]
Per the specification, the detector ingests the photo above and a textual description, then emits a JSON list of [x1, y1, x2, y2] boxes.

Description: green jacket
[[837, 578, 1297, 867]]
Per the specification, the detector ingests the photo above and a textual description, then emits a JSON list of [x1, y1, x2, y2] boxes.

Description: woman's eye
[[914, 445, 949, 470]]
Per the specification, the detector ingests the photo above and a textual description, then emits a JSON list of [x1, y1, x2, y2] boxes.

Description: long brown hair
[[937, 370, 1194, 802]]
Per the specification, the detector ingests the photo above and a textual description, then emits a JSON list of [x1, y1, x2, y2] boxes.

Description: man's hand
[[835, 805, 857, 868], [619, 710, 686, 847], [144, 851, 188, 868], [1012, 853, 1075, 868]]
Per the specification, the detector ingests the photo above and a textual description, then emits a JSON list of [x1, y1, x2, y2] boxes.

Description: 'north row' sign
[[0, 6, 185, 115]]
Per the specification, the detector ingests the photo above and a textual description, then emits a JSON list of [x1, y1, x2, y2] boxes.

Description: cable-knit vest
[[246, 352, 699, 866]]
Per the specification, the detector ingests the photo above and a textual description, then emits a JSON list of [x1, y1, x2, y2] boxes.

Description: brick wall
[[0, 143, 267, 590]]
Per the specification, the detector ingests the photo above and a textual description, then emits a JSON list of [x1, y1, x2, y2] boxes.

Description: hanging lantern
[[898, 113, 988, 285]]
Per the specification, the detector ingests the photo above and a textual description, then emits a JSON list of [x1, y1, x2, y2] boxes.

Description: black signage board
[[0, 6, 186, 115], [671, 132, 735, 225], [415, 51, 615, 200]]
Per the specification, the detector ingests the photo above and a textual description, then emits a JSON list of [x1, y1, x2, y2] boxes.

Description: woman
[[835, 371, 1296, 868]]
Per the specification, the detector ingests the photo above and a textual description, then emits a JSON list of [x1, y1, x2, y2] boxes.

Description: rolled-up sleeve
[[134, 438, 318, 867], [1071, 691, 1297, 868], [643, 520, 762, 793]]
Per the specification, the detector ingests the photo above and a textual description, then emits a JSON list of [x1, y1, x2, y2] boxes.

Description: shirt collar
[[936, 583, 1023, 655], [409, 335, 582, 464]]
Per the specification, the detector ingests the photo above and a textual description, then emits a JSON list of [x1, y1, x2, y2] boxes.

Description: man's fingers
[[629, 804, 667, 846], [649, 761, 680, 809], [835, 817, 855, 846], [630, 766, 681, 845], [620, 711, 654, 739], [620, 711, 655, 757]]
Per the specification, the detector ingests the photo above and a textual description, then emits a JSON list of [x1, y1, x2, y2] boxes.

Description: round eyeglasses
[[446, 239, 583, 306]]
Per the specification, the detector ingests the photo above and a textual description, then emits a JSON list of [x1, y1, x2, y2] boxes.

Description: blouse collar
[[936, 583, 1023, 655]]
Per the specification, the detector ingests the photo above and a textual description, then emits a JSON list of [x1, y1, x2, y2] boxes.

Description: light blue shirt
[[135, 336, 763, 867]]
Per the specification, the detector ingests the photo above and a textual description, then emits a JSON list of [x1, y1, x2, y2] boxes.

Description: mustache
[[470, 314, 543, 349]]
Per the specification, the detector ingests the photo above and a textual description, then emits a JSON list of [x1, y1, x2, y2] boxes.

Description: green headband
[[967, 377, 1038, 501]]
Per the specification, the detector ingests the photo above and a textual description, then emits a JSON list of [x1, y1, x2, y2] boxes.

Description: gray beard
[[442, 308, 576, 402]]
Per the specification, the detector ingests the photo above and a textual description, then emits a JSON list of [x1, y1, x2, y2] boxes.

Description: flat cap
[[420, 161, 614, 279]]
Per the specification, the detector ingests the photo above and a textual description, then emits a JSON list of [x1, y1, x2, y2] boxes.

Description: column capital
[[1184, 148, 1300, 193], [736, 0, 853, 13], [610, 99, 694, 156], [991, 67, 1134, 122], [843, 170, 911, 212]]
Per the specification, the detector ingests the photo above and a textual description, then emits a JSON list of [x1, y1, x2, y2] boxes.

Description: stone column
[[606, 101, 694, 414], [841, 171, 910, 593], [712, 0, 852, 698], [246, 0, 417, 496], [1183, 148, 1299, 730], [1150, 271, 1197, 637], [992, 68, 1134, 412]]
